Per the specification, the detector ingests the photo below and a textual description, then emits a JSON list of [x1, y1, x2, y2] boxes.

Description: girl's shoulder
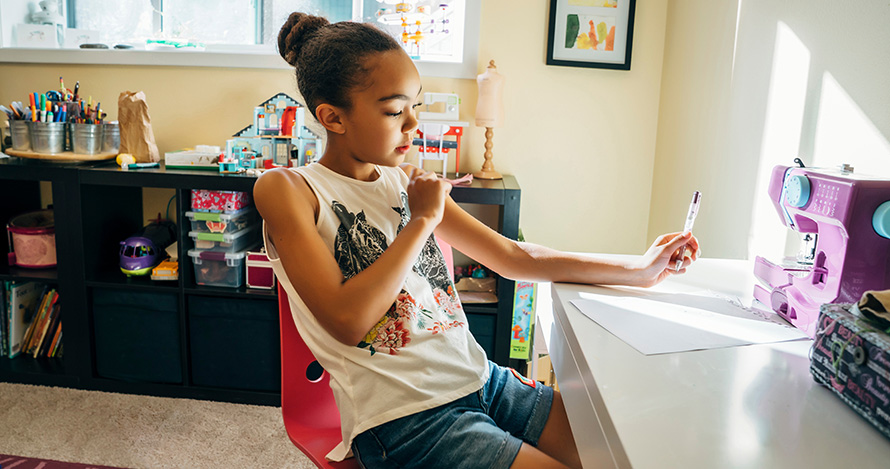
[[254, 167, 319, 220]]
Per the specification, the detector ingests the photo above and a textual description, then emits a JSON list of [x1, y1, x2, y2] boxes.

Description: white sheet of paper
[[570, 291, 809, 355]]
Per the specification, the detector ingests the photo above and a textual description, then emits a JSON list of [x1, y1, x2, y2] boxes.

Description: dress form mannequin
[[474, 60, 504, 180]]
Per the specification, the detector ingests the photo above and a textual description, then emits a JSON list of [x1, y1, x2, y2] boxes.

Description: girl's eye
[[386, 103, 422, 117]]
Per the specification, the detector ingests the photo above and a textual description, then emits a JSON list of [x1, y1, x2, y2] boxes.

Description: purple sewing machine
[[754, 162, 890, 337]]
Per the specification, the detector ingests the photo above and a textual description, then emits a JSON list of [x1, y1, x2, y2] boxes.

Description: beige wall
[[649, 0, 890, 260], [472, 0, 668, 253], [2, 0, 670, 255]]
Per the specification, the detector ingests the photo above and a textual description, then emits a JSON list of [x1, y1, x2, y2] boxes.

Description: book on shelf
[[4, 281, 45, 358], [45, 323, 63, 358], [20, 287, 51, 354], [1, 283, 7, 357], [22, 289, 59, 357], [31, 300, 61, 358]]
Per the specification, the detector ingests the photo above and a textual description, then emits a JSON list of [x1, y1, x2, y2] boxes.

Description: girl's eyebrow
[[378, 86, 423, 103]]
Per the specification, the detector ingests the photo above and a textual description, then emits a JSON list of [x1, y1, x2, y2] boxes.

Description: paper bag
[[118, 91, 160, 163]]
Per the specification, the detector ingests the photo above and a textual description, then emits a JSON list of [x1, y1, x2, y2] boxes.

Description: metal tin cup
[[70, 123, 105, 155], [102, 122, 120, 154], [10, 120, 31, 151], [28, 121, 66, 154]]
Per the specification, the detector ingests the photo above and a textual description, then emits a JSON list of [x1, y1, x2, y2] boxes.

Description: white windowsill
[[0, 47, 292, 69], [0, 39, 479, 79]]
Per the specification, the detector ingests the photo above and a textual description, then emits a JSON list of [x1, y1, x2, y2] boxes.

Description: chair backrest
[[279, 284, 342, 428], [278, 238, 452, 467], [279, 284, 356, 468]]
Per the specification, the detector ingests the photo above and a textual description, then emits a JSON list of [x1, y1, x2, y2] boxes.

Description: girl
[[256, 12, 700, 469]]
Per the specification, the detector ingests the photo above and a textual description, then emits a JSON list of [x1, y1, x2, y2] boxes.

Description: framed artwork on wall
[[546, 0, 636, 70]]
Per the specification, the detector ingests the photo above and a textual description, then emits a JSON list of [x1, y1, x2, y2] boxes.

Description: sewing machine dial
[[784, 174, 811, 208]]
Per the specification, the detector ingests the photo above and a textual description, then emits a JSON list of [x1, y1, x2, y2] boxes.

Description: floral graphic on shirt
[[359, 291, 432, 355], [433, 284, 462, 320], [427, 319, 466, 335]]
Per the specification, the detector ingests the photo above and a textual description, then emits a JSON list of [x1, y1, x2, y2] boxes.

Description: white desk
[[539, 257, 890, 469]]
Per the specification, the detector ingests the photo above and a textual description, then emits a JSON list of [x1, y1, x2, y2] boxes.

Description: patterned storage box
[[190, 189, 252, 213], [810, 303, 890, 440]]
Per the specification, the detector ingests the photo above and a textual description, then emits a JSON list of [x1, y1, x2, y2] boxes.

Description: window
[[69, 0, 468, 63], [0, 0, 477, 75], [0, 0, 477, 76]]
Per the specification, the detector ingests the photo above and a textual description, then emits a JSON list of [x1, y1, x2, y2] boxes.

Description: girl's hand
[[406, 167, 452, 226], [631, 232, 701, 287]]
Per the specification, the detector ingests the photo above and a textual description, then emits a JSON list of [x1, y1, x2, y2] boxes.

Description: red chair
[[278, 237, 452, 468], [279, 284, 359, 469]]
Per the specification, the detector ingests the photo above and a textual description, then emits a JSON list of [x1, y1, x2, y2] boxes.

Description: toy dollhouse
[[219, 93, 322, 173]]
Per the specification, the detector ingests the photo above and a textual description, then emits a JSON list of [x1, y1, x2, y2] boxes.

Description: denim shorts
[[350, 361, 554, 469]]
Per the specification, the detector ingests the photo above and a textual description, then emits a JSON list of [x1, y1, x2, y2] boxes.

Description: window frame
[[1, 0, 480, 79]]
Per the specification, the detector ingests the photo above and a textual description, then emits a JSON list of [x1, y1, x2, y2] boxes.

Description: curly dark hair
[[277, 12, 402, 119]]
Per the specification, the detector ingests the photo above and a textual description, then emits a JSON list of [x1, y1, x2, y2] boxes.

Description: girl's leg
[[511, 443, 570, 468], [530, 391, 582, 469]]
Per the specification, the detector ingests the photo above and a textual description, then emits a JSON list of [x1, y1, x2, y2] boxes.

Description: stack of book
[[1, 281, 63, 358]]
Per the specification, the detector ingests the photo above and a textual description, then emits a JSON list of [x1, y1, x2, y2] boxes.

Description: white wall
[[649, 0, 890, 260], [475, 0, 669, 254]]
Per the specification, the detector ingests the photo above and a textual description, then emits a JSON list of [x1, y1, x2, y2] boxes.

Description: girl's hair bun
[[278, 12, 330, 66]]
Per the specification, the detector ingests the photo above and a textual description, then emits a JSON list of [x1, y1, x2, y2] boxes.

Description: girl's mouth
[[396, 145, 411, 154]]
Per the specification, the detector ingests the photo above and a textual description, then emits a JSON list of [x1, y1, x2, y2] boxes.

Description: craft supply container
[[103, 121, 120, 153], [7, 209, 56, 268], [69, 123, 105, 155], [188, 248, 248, 288], [9, 120, 31, 151], [188, 224, 260, 253], [28, 121, 66, 154], [185, 207, 257, 235]]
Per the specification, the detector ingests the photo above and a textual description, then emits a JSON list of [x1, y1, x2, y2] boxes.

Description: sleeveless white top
[[263, 163, 489, 461]]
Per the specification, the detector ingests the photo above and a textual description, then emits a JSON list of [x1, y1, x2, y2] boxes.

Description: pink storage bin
[[7, 209, 57, 269], [246, 249, 276, 289], [191, 189, 253, 213]]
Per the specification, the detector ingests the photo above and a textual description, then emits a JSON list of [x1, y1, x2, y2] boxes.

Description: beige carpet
[[0, 382, 314, 468]]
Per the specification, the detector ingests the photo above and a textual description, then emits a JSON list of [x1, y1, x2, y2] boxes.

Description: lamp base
[[474, 127, 503, 180], [473, 169, 503, 180]]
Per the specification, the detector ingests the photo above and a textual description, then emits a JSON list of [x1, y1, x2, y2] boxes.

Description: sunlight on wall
[[730, 0, 744, 78], [748, 21, 810, 262], [813, 72, 890, 174]]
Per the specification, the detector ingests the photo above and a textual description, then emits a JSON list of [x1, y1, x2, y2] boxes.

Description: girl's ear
[[315, 104, 346, 135]]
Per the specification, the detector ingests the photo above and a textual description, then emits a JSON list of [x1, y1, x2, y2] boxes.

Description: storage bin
[[189, 224, 259, 253], [6, 209, 56, 269], [190, 189, 252, 213], [69, 123, 104, 155], [28, 121, 66, 154], [10, 120, 30, 151], [102, 122, 120, 153], [246, 249, 276, 289], [188, 248, 249, 287], [188, 296, 280, 391], [92, 289, 182, 384], [185, 207, 257, 235]]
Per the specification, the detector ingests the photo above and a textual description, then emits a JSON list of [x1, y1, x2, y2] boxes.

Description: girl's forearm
[[320, 216, 438, 344], [496, 242, 640, 286]]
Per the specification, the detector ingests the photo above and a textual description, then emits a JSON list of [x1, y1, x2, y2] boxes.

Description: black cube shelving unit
[[0, 159, 521, 405]]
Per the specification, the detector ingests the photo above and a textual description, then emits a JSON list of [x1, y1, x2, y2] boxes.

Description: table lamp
[[473, 60, 504, 180]]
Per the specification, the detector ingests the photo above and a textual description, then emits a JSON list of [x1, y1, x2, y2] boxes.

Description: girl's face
[[339, 50, 422, 168]]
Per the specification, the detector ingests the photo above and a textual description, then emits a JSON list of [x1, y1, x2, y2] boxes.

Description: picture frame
[[546, 0, 636, 70]]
